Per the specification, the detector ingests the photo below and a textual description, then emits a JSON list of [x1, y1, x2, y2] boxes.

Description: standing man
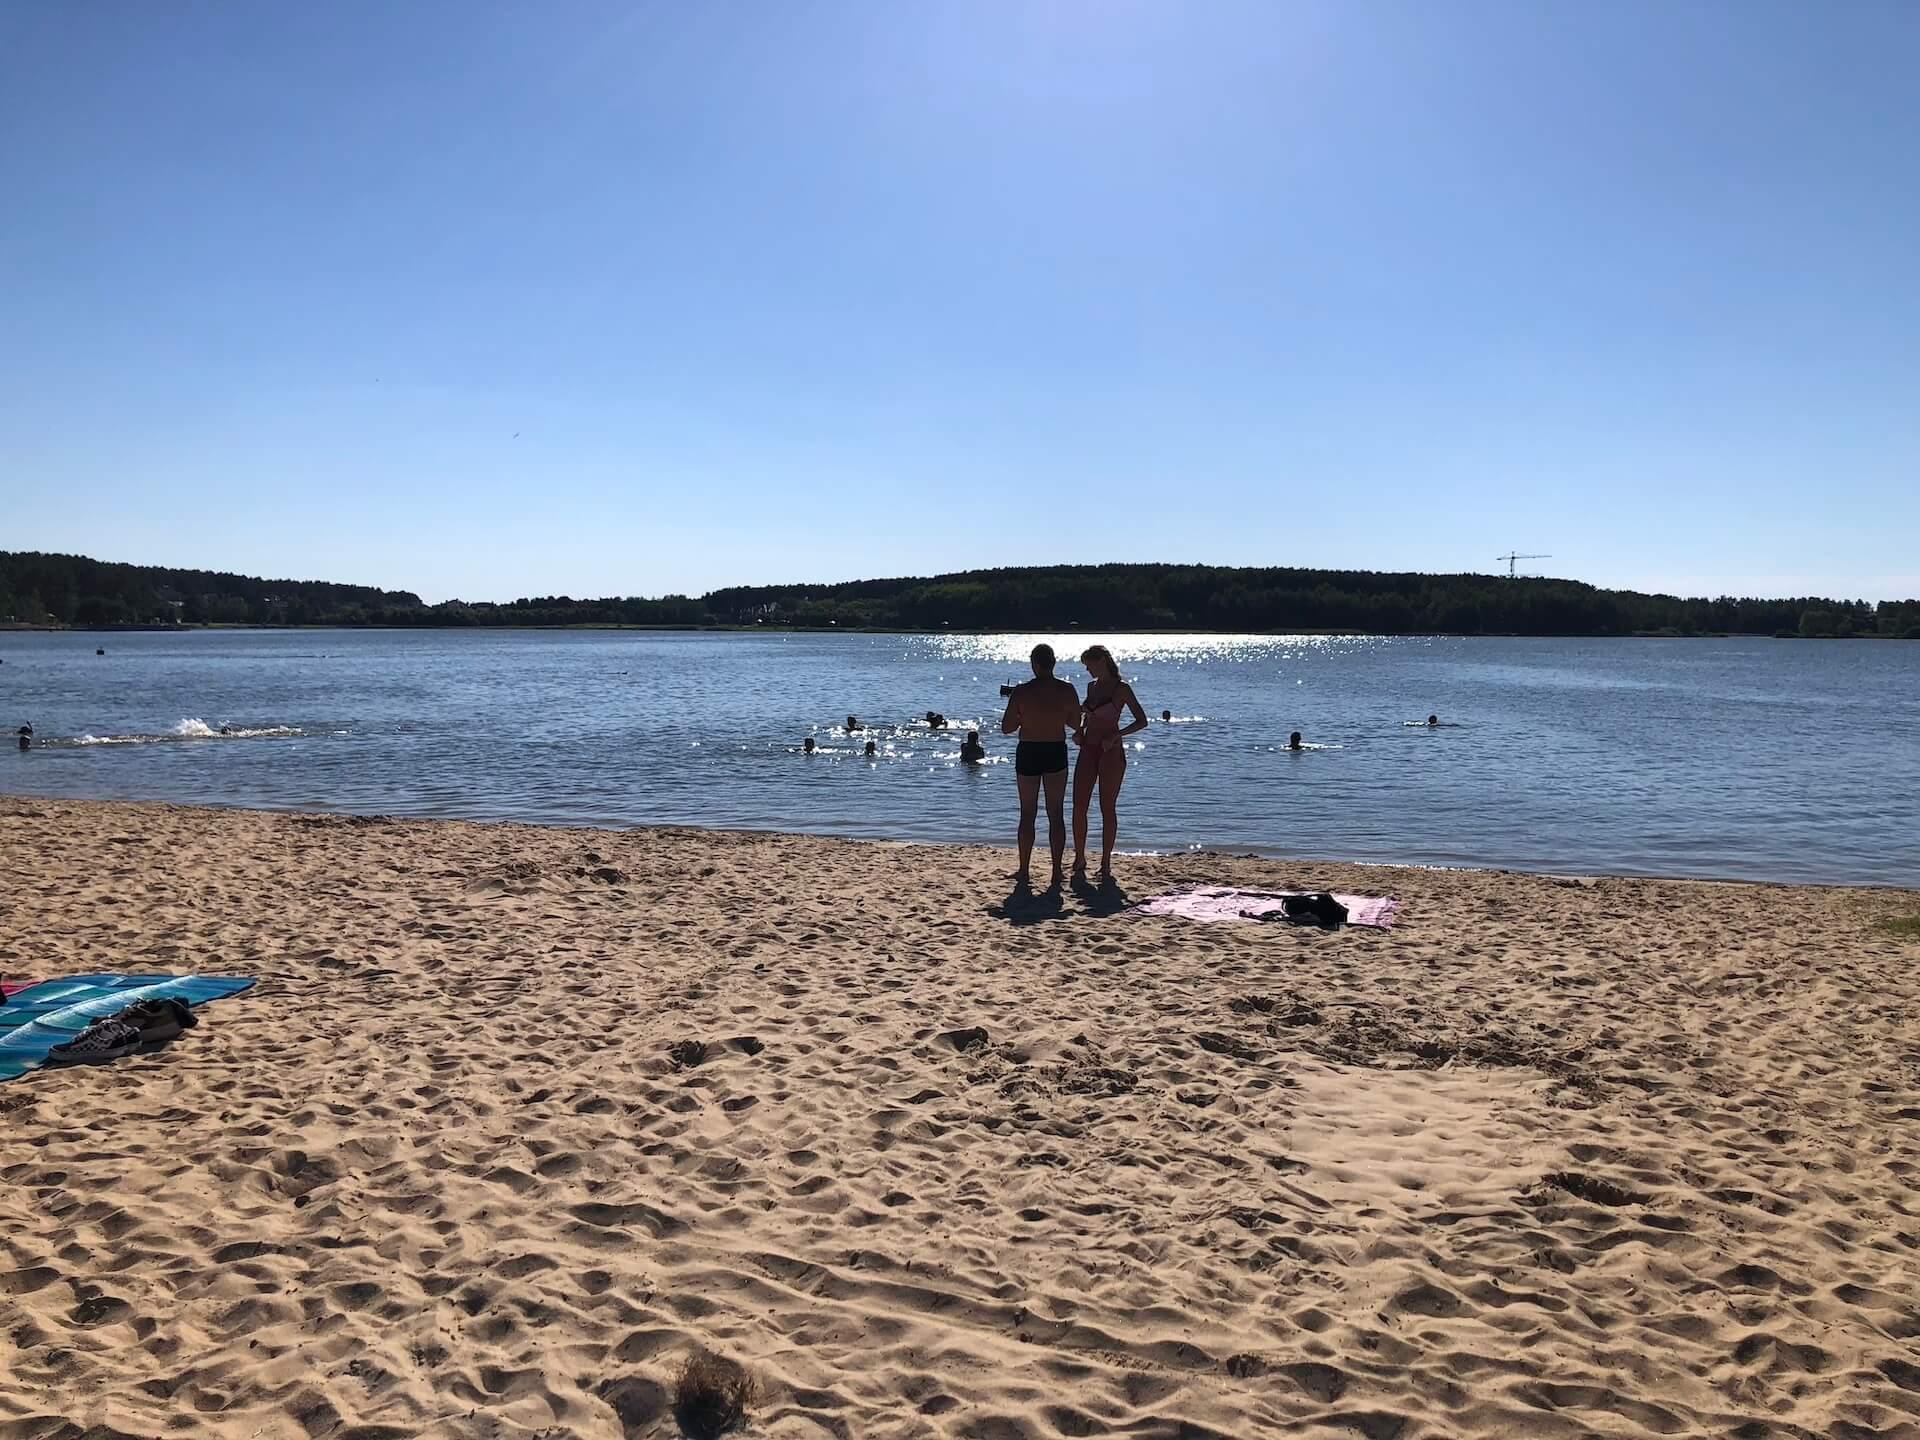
[[999, 643, 1080, 888]]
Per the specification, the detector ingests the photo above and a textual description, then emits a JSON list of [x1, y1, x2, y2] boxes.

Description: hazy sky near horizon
[[4, 2, 1917, 604]]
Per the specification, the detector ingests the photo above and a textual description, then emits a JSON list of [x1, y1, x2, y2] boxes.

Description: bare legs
[[1015, 770, 1068, 887], [1043, 768, 1067, 884], [1072, 758, 1091, 873], [1072, 747, 1127, 881], [1016, 773, 1038, 881]]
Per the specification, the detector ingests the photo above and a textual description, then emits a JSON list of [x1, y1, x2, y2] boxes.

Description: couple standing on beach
[[999, 643, 1149, 888]]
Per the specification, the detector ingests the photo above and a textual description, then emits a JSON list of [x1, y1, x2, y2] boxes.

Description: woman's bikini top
[[1084, 686, 1124, 742]]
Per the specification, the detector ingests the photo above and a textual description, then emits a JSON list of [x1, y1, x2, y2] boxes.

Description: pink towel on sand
[[0, 982, 34, 998], [1132, 886, 1398, 930]]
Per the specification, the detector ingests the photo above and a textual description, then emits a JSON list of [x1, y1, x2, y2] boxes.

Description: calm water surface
[[3, 630, 1915, 886]]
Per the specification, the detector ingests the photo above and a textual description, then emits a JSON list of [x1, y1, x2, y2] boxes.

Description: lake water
[[2, 630, 1915, 887]]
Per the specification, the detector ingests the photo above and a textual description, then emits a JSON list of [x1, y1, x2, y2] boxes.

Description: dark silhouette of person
[[16, 723, 30, 752], [1000, 643, 1080, 887], [960, 730, 986, 764], [1072, 645, 1150, 884], [803, 737, 816, 754], [863, 739, 877, 758], [846, 715, 861, 732], [1288, 731, 1303, 751], [1427, 714, 1439, 727], [1161, 709, 1172, 722]]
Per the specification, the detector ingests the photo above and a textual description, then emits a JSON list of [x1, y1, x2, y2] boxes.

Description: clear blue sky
[[4, 1, 1916, 604]]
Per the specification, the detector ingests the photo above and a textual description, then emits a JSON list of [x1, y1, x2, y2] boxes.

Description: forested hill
[[3, 552, 1915, 637], [703, 566, 1916, 638], [0, 552, 420, 627]]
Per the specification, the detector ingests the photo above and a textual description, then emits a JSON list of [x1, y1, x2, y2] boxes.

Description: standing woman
[[1072, 645, 1149, 883]]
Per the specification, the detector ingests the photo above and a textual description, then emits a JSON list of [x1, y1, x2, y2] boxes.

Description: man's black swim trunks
[[1014, 741, 1069, 777]]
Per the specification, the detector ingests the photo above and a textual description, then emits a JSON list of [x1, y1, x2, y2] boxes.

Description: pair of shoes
[[48, 1018, 143, 1065], [118, 998, 196, 1045]]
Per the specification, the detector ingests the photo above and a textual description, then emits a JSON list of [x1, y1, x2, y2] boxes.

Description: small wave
[[49, 719, 319, 747], [172, 718, 306, 740]]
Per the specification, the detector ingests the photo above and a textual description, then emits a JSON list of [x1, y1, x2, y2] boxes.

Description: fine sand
[[3, 796, 1918, 1440]]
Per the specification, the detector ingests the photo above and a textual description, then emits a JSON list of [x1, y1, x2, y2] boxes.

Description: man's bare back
[[1000, 675, 1081, 741]]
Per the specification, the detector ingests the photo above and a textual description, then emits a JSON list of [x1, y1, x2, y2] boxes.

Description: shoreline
[[3, 794, 1917, 1437], [4, 789, 1910, 892]]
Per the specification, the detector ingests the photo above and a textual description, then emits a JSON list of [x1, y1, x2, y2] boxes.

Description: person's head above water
[[803, 737, 815, 753], [1427, 714, 1439, 727], [1029, 643, 1055, 676], [864, 739, 877, 756], [846, 715, 859, 730], [1289, 731, 1303, 749], [1161, 709, 1172, 722], [1080, 644, 1119, 682]]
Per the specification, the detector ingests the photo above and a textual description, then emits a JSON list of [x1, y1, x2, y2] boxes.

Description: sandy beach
[[2, 795, 1917, 1440]]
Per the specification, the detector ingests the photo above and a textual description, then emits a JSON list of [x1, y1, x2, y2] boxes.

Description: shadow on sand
[[985, 875, 1132, 925], [1070, 873, 1132, 917], [986, 880, 1068, 926]]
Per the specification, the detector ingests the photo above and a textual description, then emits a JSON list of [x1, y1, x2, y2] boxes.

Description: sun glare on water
[[920, 633, 1390, 667]]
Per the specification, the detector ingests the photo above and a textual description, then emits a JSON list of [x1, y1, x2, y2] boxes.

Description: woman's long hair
[[1080, 645, 1120, 682]]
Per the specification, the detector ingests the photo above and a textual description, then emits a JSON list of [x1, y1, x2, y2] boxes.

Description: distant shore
[[5, 621, 1913, 640]]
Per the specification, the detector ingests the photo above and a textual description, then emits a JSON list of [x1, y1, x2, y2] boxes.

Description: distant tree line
[[703, 567, 1914, 637], [0, 552, 420, 627], [3, 552, 1916, 637]]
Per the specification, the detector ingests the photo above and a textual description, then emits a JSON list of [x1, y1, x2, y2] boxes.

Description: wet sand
[[2, 795, 1917, 1439]]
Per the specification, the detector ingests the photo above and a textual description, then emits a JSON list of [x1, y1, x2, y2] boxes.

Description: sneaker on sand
[[48, 1018, 143, 1066]]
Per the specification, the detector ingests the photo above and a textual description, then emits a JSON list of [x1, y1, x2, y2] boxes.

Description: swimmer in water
[[864, 739, 877, 758], [1287, 731, 1303, 751], [846, 715, 861, 733], [960, 730, 986, 764], [1427, 714, 1439, 727], [925, 711, 947, 729], [803, 736, 816, 754], [1161, 709, 1172, 722], [16, 723, 30, 752]]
